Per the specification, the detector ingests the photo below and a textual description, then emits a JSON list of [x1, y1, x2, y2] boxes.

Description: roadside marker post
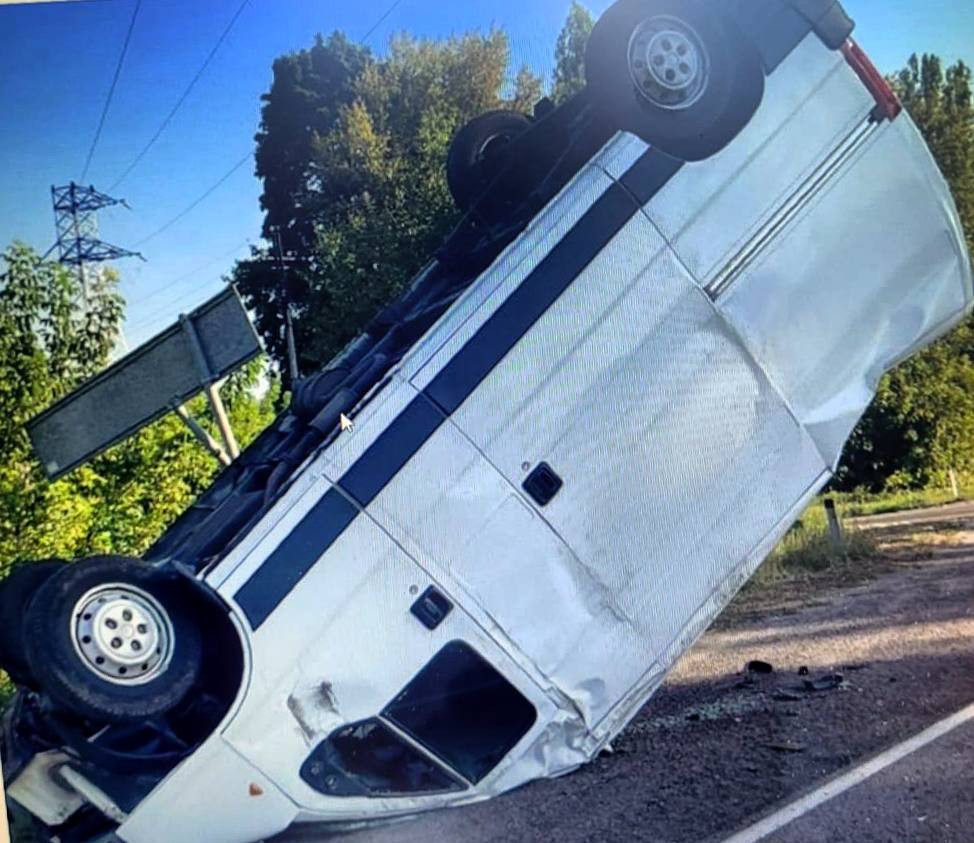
[[823, 498, 846, 554]]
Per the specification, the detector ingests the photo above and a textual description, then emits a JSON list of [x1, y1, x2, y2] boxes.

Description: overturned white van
[[3, 1, 972, 841]]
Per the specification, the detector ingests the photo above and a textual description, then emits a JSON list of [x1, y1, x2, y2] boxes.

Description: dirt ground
[[288, 516, 974, 843]]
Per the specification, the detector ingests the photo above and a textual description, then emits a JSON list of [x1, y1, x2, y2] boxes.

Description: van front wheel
[[22, 556, 203, 724], [585, 0, 764, 161]]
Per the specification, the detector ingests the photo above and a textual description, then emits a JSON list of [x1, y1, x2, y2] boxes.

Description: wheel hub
[[628, 16, 709, 110], [71, 585, 173, 685]]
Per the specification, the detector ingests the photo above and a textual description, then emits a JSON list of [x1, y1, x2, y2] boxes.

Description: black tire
[[447, 110, 532, 211], [0, 560, 66, 688], [23, 556, 203, 724], [585, 0, 764, 161]]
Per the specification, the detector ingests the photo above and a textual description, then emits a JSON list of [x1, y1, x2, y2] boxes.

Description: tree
[[512, 64, 544, 114], [551, 1, 594, 104], [894, 55, 974, 251], [235, 28, 530, 372], [835, 55, 974, 491], [255, 32, 372, 246], [235, 33, 373, 379], [0, 243, 123, 565]]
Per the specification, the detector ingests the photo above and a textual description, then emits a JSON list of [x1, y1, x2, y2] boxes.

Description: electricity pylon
[[51, 182, 143, 305]]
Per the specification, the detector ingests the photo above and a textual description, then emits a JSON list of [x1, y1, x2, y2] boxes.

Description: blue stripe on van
[[339, 394, 445, 507], [618, 148, 682, 205], [423, 183, 639, 415], [235, 149, 682, 629], [234, 488, 358, 628]]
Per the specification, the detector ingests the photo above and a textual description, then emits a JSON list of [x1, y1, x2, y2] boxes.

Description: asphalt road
[[849, 499, 974, 529], [735, 712, 974, 843], [276, 510, 974, 843]]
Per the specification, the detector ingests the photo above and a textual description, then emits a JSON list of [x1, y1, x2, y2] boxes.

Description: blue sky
[[2, 0, 972, 348]]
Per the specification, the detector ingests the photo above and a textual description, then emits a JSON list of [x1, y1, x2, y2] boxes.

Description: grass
[[750, 480, 974, 587], [0, 670, 15, 708], [751, 498, 879, 586]]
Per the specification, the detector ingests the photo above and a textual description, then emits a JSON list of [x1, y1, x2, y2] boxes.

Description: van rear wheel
[[585, 0, 764, 160], [447, 110, 532, 212]]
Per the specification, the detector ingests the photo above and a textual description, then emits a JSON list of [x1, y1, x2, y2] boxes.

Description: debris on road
[[746, 659, 775, 674], [763, 742, 807, 753], [803, 672, 846, 692]]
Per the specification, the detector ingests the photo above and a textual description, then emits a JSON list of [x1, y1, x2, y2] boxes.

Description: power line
[[132, 151, 252, 247], [362, 0, 404, 44], [127, 238, 250, 308], [108, 0, 252, 191], [80, 0, 142, 183], [125, 239, 251, 333], [126, 278, 228, 334], [127, 0, 401, 292], [129, 0, 399, 253]]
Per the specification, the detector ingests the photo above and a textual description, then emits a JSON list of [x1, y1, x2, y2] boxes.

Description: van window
[[300, 718, 463, 797], [382, 640, 537, 783]]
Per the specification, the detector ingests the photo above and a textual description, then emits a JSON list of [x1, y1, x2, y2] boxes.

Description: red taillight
[[841, 39, 902, 121]]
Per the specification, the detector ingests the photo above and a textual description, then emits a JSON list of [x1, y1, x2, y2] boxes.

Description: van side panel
[[412, 212, 829, 728], [636, 35, 872, 286]]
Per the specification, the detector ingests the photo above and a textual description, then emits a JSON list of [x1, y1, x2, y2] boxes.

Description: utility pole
[[272, 227, 300, 385], [51, 182, 143, 306]]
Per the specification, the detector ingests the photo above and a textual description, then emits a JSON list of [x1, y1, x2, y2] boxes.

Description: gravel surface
[[279, 519, 974, 843]]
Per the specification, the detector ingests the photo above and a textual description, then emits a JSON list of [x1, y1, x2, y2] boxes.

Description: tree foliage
[[234, 33, 372, 380], [233, 28, 548, 378], [551, 1, 594, 104], [0, 244, 277, 571], [836, 55, 974, 491]]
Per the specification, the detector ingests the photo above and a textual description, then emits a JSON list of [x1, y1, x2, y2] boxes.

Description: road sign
[[28, 286, 261, 480]]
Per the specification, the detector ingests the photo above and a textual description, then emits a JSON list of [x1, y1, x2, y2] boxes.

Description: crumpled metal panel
[[717, 112, 974, 467]]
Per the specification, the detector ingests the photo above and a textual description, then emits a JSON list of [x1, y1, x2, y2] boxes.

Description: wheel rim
[[627, 15, 709, 111], [70, 584, 174, 685], [477, 132, 514, 165]]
